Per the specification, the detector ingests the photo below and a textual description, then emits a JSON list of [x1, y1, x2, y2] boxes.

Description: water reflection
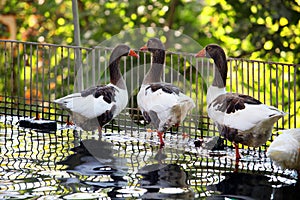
[[137, 148, 194, 199], [208, 172, 300, 200], [58, 138, 128, 191], [272, 181, 300, 200], [0, 117, 298, 199], [138, 163, 194, 199], [59, 137, 195, 199], [0, 122, 75, 199]]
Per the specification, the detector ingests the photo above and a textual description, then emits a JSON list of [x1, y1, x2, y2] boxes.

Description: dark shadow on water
[[59, 139, 195, 199], [58, 138, 128, 190], [272, 181, 300, 200], [108, 147, 195, 199], [136, 148, 194, 199], [137, 163, 194, 199], [1, 117, 298, 199], [208, 172, 300, 200]]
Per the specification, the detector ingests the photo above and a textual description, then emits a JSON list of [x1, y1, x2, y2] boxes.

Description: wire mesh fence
[[0, 122, 296, 199], [0, 39, 298, 143], [0, 39, 299, 198]]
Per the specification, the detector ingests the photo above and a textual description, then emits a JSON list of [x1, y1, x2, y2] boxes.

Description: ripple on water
[[0, 116, 298, 199]]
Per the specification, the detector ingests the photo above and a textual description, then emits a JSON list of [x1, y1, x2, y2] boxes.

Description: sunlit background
[[1, 0, 300, 199], [1, 0, 299, 63]]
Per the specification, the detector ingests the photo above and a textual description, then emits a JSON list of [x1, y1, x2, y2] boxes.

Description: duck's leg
[[65, 116, 74, 126], [234, 142, 241, 160], [98, 126, 102, 140], [234, 160, 239, 173], [234, 142, 241, 172], [157, 131, 165, 148], [66, 120, 74, 126], [34, 113, 41, 120]]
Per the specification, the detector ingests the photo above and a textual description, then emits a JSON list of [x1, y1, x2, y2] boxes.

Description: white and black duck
[[267, 128, 300, 178], [55, 44, 139, 133], [137, 38, 195, 147], [195, 44, 286, 160]]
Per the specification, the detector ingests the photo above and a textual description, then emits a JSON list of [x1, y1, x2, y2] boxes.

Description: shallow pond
[[0, 116, 299, 199]]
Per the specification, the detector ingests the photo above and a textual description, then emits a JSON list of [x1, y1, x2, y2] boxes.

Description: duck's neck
[[207, 86, 226, 105], [143, 50, 165, 84], [109, 57, 126, 89], [207, 53, 227, 104], [212, 53, 227, 88]]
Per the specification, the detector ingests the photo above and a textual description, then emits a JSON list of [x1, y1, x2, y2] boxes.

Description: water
[[0, 116, 299, 199]]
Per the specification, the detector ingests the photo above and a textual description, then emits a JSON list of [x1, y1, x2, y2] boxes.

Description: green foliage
[[1, 0, 299, 63], [0, 0, 299, 129]]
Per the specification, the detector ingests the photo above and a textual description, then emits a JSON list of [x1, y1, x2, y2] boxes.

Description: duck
[[195, 44, 286, 161], [54, 44, 139, 133], [137, 38, 195, 147], [267, 128, 300, 178]]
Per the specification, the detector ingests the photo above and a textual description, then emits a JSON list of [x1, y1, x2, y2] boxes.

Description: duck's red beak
[[195, 49, 206, 58], [140, 45, 148, 51], [129, 49, 139, 58]]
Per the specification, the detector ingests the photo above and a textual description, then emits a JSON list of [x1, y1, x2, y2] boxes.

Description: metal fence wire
[[0, 124, 289, 199], [0, 40, 299, 142], [0, 39, 300, 198]]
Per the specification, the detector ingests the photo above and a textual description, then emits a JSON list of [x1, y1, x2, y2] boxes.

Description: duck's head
[[195, 44, 226, 61], [113, 44, 139, 58], [109, 44, 139, 65], [140, 38, 165, 54], [139, 38, 165, 83], [195, 44, 228, 88]]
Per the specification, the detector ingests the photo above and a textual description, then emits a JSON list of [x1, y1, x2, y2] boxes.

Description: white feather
[[55, 84, 128, 119], [137, 84, 195, 131], [267, 128, 300, 170], [207, 86, 226, 105], [208, 103, 285, 131]]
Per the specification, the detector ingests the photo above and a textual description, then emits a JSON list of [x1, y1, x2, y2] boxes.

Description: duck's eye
[[207, 46, 211, 50]]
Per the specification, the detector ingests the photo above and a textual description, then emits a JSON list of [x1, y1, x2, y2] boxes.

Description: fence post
[[72, 0, 83, 92]]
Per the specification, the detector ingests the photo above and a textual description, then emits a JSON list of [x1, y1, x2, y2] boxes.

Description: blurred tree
[[0, 0, 299, 128], [0, 0, 299, 63], [198, 0, 300, 64]]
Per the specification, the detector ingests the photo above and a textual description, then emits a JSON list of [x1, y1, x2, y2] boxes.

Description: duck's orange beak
[[140, 45, 148, 51], [129, 49, 139, 58], [195, 49, 206, 58]]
